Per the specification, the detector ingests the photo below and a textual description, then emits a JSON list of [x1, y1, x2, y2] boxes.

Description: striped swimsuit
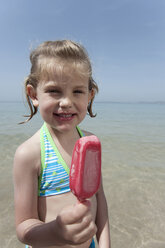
[[38, 123, 84, 196]]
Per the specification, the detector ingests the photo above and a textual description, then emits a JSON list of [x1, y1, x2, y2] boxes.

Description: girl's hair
[[22, 40, 98, 123]]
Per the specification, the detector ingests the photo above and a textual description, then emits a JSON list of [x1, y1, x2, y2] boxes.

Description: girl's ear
[[26, 85, 39, 107], [88, 88, 95, 103]]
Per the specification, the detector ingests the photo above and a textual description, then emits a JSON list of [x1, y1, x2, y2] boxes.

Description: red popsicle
[[69, 135, 101, 201]]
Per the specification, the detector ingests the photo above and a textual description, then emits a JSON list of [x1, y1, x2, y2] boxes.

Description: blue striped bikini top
[[38, 123, 84, 197]]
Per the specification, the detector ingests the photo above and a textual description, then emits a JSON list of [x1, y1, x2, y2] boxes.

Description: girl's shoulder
[[14, 130, 41, 175]]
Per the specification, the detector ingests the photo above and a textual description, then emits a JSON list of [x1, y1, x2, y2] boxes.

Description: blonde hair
[[22, 40, 98, 123]]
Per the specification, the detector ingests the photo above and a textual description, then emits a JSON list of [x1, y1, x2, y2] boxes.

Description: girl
[[13, 40, 110, 248]]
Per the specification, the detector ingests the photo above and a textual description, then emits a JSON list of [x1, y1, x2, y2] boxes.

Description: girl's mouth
[[54, 113, 76, 121]]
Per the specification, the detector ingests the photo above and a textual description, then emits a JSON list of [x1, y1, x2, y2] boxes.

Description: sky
[[0, 0, 165, 102]]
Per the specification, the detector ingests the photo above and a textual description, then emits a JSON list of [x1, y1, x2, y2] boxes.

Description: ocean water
[[0, 101, 165, 248]]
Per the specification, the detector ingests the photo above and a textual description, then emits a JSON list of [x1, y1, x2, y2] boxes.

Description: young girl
[[13, 40, 110, 248]]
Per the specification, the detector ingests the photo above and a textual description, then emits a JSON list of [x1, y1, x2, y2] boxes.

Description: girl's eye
[[47, 89, 60, 94], [74, 90, 84, 94]]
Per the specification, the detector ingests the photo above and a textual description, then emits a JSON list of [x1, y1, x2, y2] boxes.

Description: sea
[[0, 101, 165, 248]]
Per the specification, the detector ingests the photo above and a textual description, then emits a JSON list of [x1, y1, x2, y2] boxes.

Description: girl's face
[[27, 62, 93, 134]]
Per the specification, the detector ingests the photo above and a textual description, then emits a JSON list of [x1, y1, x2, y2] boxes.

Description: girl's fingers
[[71, 219, 97, 244], [57, 211, 97, 245], [55, 201, 97, 245]]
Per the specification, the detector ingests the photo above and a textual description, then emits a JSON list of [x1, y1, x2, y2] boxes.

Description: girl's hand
[[54, 201, 97, 245]]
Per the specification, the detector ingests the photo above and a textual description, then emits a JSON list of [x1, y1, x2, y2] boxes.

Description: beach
[[0, 102, 165, 248]]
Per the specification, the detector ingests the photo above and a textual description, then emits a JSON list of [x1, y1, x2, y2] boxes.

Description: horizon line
[[0, 100, 165, 104]]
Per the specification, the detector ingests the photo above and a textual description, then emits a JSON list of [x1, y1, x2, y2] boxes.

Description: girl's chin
[[48, 120, 77, 133]]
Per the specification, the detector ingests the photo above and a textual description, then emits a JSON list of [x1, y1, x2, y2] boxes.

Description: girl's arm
[[16, 203, 97, 247], [13, 138, 96, 247], [96, 180, 111, 248]]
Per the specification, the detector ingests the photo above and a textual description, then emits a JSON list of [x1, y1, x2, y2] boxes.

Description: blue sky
[[0, 0, 164, 102]]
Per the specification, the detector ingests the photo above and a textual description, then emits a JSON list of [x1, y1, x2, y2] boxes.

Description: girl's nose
[[59, 96, 72, 108]]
